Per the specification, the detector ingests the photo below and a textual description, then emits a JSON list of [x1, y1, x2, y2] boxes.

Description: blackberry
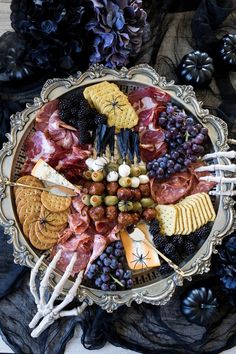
[[149, 219, 160, 236], [153, 234, 168, 250], [184, 241, 196, 255], [163, 243, 176, 256], [169, 253, 182, 265], [186, 233, 197, 244], [77, 103, 91, 119], [159, 263, 172, 276], [172, 235, 184, 247], [193, 223, 211, 242], [94, 113, 107, 125]]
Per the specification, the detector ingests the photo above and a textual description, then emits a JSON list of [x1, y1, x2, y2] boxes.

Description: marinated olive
[[118, 200, 133, 212], [90, 195, 103, 207], [106, 171, 119, 182], [106, 206, 118, 220], [82, 181, 92, 194], [91, 170, 104, 182], [131, 176, 140, 188], [89, 182, 105, 196], [139, 165, 147, 174], [118, 163, 131, 177], [142, 208, 156, 221], [89, 206, 106, 221], [104, 196, 119, 206], [117, 188, 132, 201], [130, 188, 142, 201], [132, 201, 142, 212], [107, 162, 118, 172], [82, 194, 91, 206], [140, 198, 155, 208], [139, 175, 150, 184], [118, 177, 132, 188], [139, 183, 150, 197], [106, 182, 119, 196], [83, 170, 92, 180], [130, 165, 141, 177]]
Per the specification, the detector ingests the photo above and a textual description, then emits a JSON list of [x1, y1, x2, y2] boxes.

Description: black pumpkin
[[218, 34, 236, 69], [177, 51, 214, 88], [181, 287, 218, 326]]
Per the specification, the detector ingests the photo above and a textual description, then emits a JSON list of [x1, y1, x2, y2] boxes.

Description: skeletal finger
[[47, 252, 77, 309], [209, 190, 236, 196], [59, 301, 88, 318], [228, 139, 236, 145], [31, 314, 56, 338], [203, 151, 236, 160], [195, 164, 236, 173], [30, 254, 45, 306], [54, 270, 84, 314], [200, 176, 236, 183]]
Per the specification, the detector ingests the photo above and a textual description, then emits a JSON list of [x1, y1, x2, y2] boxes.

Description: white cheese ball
[[92, 157, 108, 171], [131, 176, 140, 188], [139, 174, 150, 184], [118, 164, 131, 177], [107, 171, 119, 182], [85, 158, 95, 170]]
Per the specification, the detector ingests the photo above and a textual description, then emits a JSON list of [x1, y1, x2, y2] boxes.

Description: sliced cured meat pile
[[139, 128, 167, 162], [128, 87, 170, 130], [21, 100, 91, 181], [150, 162, 215, 204]]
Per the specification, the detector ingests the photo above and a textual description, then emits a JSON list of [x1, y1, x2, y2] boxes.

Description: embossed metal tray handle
[[29, 251, 87, 337]]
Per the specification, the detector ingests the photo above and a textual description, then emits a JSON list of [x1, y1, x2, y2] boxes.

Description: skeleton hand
[[197, 150, 236, 196], [29, 250, 87, 338]]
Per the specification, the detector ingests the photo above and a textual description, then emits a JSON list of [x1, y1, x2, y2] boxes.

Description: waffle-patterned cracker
[[83, 81, 138, 129]]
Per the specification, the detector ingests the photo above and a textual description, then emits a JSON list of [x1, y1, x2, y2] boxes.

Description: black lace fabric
[[0, 1, 236, 353]]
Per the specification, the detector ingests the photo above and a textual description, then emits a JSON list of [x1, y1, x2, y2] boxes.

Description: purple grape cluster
[[86, 241, 133, 291], [147, 102, 209, 179]]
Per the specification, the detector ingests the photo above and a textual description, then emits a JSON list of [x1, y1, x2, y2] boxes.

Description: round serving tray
[[0, 64, 235, 312]]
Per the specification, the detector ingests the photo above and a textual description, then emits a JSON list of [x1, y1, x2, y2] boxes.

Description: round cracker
[[41, 191, 71, 212], [23, 213, 40, 238], [35, 221, 59, 243], [29, 224, 56, 250], [14, 176, 43, 196], [16, 195, 42, 214], [15, 188, 42, 204], [40, 206, 70, 226], [18, 202, 42, 225]]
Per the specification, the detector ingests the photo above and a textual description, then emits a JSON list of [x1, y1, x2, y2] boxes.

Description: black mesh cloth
[[0, 1, 236, 353]]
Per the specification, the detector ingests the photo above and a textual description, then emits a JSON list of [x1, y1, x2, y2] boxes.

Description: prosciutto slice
[[128, 87, 170, 129], [56, 146, 91, 171], [48, 110, 79, 149], [139, 128, 167, 162], [52, 232, 92, 275], [68, 208, 90, 234], [35, 99, 59, 132]]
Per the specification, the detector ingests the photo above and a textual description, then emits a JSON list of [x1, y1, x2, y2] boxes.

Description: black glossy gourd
[[178, 51, 214, 88], [181, 287, 218, 326], [218, 34, 236, 69]]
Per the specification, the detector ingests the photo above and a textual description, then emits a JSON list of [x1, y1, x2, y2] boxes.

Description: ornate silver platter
[[0, 64, 235, 312]]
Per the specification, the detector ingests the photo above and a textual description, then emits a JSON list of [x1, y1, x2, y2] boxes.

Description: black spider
[[104, 95, 126, 114], [131, 248, 151, 269], [37, 210, 56, 231]]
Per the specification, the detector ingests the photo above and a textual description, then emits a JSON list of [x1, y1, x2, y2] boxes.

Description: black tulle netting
[[0, 1, 236, 354]]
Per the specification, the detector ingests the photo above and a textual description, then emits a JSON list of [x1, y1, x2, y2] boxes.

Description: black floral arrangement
[[212, 232, 236, 306], [0, 0, 148, 81]]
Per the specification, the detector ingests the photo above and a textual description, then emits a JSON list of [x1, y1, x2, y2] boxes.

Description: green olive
[[82, 194, 91, 206], [83, 170, 92, 180], [90, 195, 103, 207], [104, 196, 119, 206], [91, 170, 104, 182], [139, 165, 147, 174], [118, 200, 133, 212], [118, 177, 132, 188], [140, 198, 155, 208], [130, 165, 141, 177], [132, 201, 142, 212]]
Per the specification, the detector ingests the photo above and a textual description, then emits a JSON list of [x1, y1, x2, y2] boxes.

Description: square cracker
[[180, 200, 198, 232], [156, 205, 177, 236]]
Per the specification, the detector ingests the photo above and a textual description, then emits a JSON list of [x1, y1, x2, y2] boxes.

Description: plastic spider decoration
[[131, 248, 151, 269], [104, 95, 126, 114], [37, 211, 57, 232]]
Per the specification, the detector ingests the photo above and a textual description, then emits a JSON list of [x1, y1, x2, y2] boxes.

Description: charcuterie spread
[[13, 82, 217, 291]]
